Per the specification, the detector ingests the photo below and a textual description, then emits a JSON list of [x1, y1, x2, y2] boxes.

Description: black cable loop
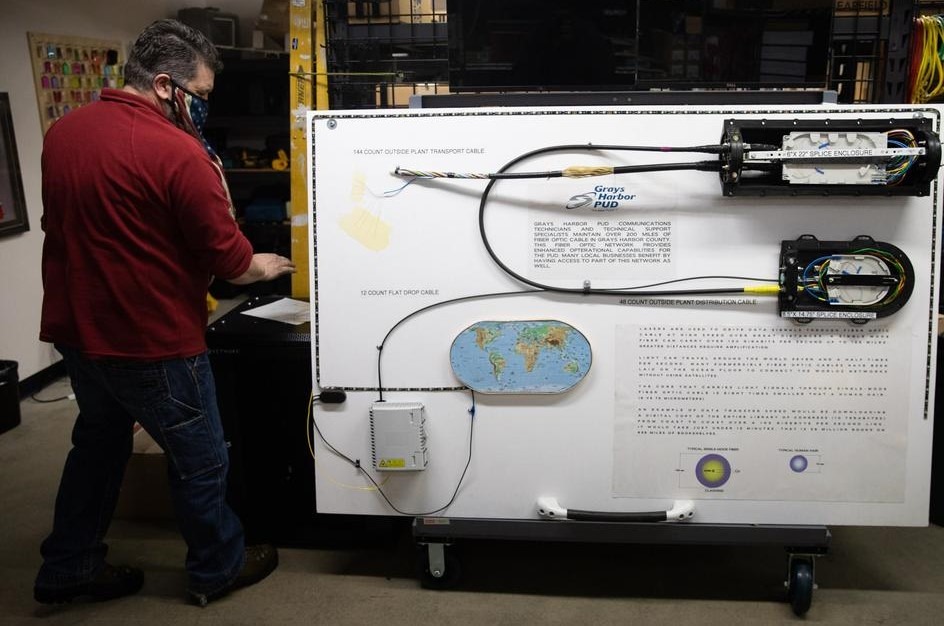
[[478, 144, 763, 296]]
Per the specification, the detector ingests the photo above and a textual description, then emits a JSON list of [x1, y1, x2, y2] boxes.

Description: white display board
[[308, 105, 940, 526]]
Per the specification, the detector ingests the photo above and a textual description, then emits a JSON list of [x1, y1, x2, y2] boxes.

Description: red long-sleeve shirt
[[40, 89, 252, 359]]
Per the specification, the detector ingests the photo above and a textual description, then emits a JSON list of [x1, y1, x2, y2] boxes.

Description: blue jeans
[[35, 346, 245, 595]]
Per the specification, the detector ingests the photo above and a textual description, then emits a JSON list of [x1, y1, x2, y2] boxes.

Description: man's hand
[[228, 253, 296, 285]]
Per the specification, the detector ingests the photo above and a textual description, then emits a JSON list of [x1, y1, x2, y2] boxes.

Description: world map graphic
[[450, 320, 592, 394]]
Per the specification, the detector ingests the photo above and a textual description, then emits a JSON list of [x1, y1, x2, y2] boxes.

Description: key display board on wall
[[307, 105, 941, 527], [27, 32, 125, 135]]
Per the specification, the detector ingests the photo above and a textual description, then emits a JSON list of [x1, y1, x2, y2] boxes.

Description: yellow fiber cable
[[914, 15, 944, 103], [916, 17, 932, 102], [933, 17, 944, 100], [306, 390, 388, 492], [927, 17, 943, 101], [914, 17, 929, 102], [743, 284, 782, 295]]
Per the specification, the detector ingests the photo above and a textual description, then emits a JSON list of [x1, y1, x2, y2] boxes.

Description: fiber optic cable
[[474, 143, 781, 297], [912, 15, 944, 103], [306, 390, 390, 492], [391, 142, 755, 181]]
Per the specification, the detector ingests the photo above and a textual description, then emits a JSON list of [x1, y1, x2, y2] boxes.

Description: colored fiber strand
[[800, 249, 905, 305], [886, 130, 919, 185], [911, 15, 944, 103]]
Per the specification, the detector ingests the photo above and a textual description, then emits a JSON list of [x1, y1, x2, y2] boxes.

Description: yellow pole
[[314, 1, 329, 111], [289, 0, 328, 298]]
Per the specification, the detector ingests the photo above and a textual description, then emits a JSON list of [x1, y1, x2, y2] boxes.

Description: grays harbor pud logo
[[565, 185, 637, 211]]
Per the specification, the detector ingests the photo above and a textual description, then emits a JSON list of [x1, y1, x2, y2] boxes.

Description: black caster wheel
[[787, 556, 814, 617], [417, 544, 461, 590]]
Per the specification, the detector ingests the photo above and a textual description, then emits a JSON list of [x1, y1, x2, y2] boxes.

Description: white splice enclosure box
[[370, 402, 428, 471]]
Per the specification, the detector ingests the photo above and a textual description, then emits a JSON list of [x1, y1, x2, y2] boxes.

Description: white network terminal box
[[370, 402, 428, 471]]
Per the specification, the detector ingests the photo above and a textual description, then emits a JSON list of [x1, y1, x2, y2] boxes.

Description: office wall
[[0, 0, 267, 380]]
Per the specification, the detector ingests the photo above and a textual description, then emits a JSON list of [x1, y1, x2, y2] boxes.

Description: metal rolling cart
[[412, 516, 830, 617]]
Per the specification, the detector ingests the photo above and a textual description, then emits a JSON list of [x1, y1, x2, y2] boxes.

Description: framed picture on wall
[[0, 93, 29, 237]]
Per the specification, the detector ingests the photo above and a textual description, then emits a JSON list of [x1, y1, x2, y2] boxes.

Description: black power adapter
[[319, 389, 347, 404]]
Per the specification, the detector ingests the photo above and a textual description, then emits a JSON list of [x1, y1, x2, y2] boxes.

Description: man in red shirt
[[35, 19, 293, 606]]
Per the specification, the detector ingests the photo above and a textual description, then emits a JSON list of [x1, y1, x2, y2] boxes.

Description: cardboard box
[[400, 0, 447, 24], [348, 0, 446, 25], [256, 0, 290, 39], [375, 81, 449, 108], [347, 0, 393, 24], [114, 426, 175, 522]]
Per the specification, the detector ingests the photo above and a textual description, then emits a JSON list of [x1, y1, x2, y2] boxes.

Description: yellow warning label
[[378, 458, 406, 468]]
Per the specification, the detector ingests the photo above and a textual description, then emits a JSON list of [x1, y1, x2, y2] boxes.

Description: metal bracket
[[427, 542, 446, 579]]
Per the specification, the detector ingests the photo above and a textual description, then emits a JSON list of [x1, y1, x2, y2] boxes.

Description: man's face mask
[[170, 79, 215, 158]]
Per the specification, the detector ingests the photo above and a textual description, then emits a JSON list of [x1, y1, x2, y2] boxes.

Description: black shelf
[[204, 55, 292, 298], [206, 115, 286, 131], [224, 169, 291, 183]]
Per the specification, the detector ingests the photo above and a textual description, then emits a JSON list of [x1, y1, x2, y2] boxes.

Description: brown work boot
[[188, 544, 278, 607], [34, 563, 144, 604]]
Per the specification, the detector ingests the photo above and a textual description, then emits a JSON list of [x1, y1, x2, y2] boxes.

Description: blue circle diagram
[[790, 455, 809, 473], [695, 454, 731, 488]]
